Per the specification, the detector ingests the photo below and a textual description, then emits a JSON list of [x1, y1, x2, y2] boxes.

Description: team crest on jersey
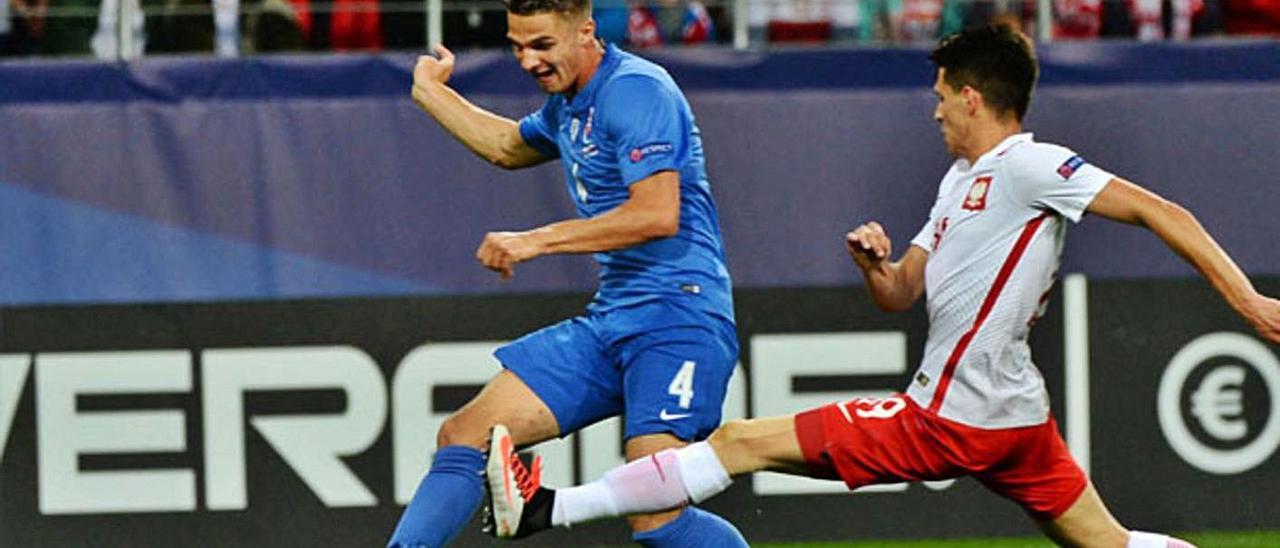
[[962, 176, 992, 211], [1057, 155, 1085, 180], [571, 109, 596, 146]]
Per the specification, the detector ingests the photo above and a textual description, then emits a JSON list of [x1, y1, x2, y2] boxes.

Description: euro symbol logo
[[1190, 365, 1246, 441], [1158, 332, 1280, 475]]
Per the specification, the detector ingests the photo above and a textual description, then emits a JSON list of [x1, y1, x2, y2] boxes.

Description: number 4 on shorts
[[668, 360, 696, 409]]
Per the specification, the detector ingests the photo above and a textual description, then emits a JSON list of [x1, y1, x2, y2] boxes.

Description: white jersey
[[905, 133, 1113, 429]]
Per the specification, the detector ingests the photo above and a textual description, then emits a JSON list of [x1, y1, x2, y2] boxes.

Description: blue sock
[[632, 506, 748, 548], [387, 446, 485, 548]]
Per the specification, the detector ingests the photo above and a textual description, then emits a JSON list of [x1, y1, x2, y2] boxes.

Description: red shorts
[[794, 394, 1087, 520]]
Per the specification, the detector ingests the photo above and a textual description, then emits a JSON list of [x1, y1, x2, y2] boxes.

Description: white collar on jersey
[[956, 132, 1034, 172]]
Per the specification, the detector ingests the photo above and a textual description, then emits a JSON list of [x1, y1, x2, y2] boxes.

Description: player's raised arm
[[845, 222, 927, 312], [475, 171, 680, 279], [1086, 177, 1280, 342], [411, 44, 548, 170]]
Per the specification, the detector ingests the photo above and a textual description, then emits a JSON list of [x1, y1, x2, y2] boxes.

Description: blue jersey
[[518, 44, 733, 323]]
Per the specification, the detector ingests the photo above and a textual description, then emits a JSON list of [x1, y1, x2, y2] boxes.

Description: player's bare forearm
[[1148, 202, 1250, 302], [1141, 201, 1280, 340], [846, 224, 925, 312], [535, 204, 677, 255], [1089, 178, 1280, 342], [410, 46, 544, 169], [860, 257, 925, 312], [475, 173, 681, 279], [475, 205, 675, 280], [411, 82, 542, 169], [537, 172, 679, 255]]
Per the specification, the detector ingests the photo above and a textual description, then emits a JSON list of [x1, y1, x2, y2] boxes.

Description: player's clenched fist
[[414, 44, 455, 88], [476, 231, 544, 280], [845, 221, 892, 269]]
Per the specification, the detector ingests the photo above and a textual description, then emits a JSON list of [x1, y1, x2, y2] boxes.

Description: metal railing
[[0, 0, 1266, 60]]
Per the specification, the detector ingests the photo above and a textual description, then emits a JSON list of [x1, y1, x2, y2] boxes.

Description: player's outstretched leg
[[484, 416, 805, 537], [1040, 482, 1197, 548], [484, 429, 727, 540], [482, 423, 733, 541], [484, 424, 555, 539]]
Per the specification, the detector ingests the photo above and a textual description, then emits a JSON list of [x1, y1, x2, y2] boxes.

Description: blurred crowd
[[747, 0, 1280, 43], [1, 0, 1278, 58]]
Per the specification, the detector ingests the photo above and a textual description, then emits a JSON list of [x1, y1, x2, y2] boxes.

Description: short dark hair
[[929, 25, 1038, 121], [503, 0, 591, 17]]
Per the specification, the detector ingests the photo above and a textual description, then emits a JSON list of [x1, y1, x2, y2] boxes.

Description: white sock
[[550, 442, 733, 526], [1128, 531, 1195, 548], [675, 441, 733, 503], [551, 479, 616, 527], [553, 450, 686, 526]]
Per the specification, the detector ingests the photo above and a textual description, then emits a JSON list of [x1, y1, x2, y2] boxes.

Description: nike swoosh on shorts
[[659, 409, 692, 421]]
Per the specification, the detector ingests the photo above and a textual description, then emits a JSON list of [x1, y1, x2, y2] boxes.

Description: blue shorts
[[494, 300, 737, 441]]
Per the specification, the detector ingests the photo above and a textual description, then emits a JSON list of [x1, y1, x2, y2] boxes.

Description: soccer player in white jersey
[[483, 24, 1280, 546]]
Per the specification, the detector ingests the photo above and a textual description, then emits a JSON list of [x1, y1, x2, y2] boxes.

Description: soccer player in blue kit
[[385, 1, 746, 547]]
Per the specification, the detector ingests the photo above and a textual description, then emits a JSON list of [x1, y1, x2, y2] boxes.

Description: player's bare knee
[[435, 412, 488, 449]]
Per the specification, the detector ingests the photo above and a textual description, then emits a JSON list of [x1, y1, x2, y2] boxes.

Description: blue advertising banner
[[2, 42, 1278, 306]]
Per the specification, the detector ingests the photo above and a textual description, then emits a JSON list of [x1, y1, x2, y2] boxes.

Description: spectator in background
[[961, 0, 1035, 38], [861, 0, 966, 43], [287, 0, 381, 50], [9, 0, 99, 55], [626, 0, 714, 48], [1096, 0, 1222, 40], [1053, 0, 1215, 40], [1126, 0, 1204, 40], [1052, 0, 1102, 38], [329, 0, 381, 49], [1, 0, 25, 54], [1223, 0, 1280, 34], [749, 0, 961, 45], [245, 0, 305, 52], [142, 0, 304, 56], [145, 0, 215, 53], [286, 0, 317, 47], [749, 0, 859, 44]]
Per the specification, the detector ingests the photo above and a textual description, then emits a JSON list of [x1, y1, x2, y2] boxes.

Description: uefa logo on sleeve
[[1157, 332, 1280, 475]]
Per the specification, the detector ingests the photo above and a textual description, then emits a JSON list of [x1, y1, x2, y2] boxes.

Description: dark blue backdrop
[[2, 41, 1278, 305]]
